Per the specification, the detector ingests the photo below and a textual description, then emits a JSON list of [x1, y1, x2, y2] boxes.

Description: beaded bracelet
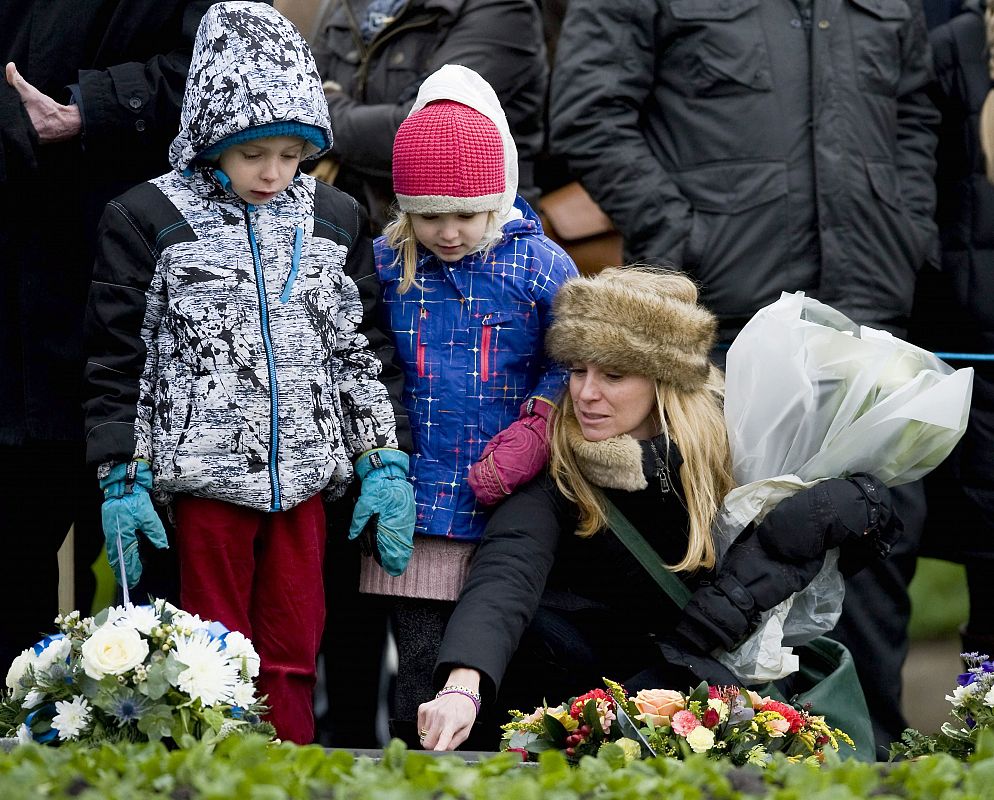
[[436, 684, 481, 715]]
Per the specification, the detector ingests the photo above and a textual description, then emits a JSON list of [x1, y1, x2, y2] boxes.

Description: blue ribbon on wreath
[[24, 704, 59, 744], [31, 633, 65, 657]]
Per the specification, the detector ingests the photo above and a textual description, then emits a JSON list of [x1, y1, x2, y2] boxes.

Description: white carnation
[[81, 626, 149, 679], [222, 631, 261, 678], [686, 725, 716, 753], [34, 637, 71, 672], [115, 605, 160, 636], [171, 611, 207, 636], [232, 681, 257, 709], [22, 689, 46, 709]]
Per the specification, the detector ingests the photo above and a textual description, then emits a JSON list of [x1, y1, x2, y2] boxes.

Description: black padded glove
[[673, 531, 825, 654], [754, 473, 899, 574]]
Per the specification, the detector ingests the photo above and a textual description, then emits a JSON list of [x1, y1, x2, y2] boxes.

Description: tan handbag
[[538, 181, 624, 275]]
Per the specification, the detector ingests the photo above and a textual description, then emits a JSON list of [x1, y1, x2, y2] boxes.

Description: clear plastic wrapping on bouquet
[[714, 292, 973, 683]]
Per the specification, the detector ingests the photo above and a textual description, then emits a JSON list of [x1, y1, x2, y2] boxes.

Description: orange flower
[[632, 688, 685, 727]]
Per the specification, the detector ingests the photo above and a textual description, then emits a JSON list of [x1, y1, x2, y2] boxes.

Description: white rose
[[5, 649, 36, 700], [81, 626, 149, 679]]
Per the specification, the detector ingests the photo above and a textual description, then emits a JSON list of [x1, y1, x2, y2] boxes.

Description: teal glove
[[99, 461, 169, 588], [349, 448, 415, 577]]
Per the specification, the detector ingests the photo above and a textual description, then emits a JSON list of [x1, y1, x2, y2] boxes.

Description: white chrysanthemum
[[222, 631, 261, 678], [5, 649, 36, 700], [947, 684, 978, 707], [115, 605, 160, 636], [232, 681, 257, 709], [52, 696, 91, 741], [81, 625, 149, 679], [34, 637, 71, 672], [171, 631, 240, 706], [15, 723, 33, 744]]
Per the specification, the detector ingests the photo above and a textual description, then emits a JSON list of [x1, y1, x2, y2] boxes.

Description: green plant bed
[[3, 734, 994, 799]]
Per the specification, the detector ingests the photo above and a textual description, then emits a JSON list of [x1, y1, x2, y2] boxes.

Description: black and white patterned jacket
[[83, 2, 410, 511]]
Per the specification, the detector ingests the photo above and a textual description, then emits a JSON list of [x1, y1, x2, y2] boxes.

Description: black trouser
[[317, 500, 390, 749], [826, 479, 926, 759], [0, 441, 102, 670]]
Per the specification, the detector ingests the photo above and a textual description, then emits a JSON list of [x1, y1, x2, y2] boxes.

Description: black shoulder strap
[[601, 496, 692, 609]]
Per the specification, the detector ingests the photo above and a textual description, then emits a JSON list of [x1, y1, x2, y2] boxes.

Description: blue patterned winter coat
[[83, 2, 410, 512], [375, 197, 578, 541]]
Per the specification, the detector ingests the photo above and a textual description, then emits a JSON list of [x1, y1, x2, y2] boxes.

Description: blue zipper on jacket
[[244, 205, 282, 511]]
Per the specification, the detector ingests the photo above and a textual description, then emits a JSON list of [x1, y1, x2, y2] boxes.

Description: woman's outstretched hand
[[416, 668, 482, 751]]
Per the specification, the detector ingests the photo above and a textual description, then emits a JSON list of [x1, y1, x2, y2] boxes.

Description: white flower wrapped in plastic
[[715, 292, 973, 682]]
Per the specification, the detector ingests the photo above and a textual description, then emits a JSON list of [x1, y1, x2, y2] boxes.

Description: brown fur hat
[[546, 267, 717, 392]]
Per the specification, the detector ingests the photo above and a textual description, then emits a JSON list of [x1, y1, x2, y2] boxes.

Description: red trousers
[[174, 494, 326, 744]]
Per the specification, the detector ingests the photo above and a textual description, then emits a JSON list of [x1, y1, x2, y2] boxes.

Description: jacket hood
[[169, 1, 332, 172], [407, 64, 521, 225]]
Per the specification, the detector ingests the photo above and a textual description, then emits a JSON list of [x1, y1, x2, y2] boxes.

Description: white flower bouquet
[[715, 292, 973, 682], [0, 600, 273, 746]]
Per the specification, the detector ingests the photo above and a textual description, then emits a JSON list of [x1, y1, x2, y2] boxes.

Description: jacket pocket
[[865, 158, 925, 268], [668, 0, 772, 96], [674, 160, 790, 315], [475, 310, 521, 439], [846, 0, 910, 96]]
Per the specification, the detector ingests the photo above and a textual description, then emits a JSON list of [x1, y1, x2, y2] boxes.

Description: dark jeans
[[0, 441, 102, 671]]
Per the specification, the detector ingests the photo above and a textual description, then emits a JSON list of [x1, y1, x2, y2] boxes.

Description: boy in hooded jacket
[[82, 1, 414, 744]]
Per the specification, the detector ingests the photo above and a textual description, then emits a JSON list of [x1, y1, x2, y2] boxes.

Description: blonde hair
[[982, 5, 994, 183], [382, 210, 503, 294], [549, 365, 734, 573]]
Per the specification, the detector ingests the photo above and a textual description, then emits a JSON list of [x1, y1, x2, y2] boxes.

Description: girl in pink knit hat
[[358, 65, 579, 742]]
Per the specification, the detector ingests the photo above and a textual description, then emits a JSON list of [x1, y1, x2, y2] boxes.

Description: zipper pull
[[124, 460, 138, 495], [648, 440, 670, 494]]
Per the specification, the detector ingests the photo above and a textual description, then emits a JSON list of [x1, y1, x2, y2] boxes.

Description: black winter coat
[[0, 1, 261, 443], [311, 0, 547, 231], [913, 2, 994, 563], [550, 0, 939, 339], [436, 440, 709, 701]]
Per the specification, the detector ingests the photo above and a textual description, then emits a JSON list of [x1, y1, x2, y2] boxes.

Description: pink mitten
[[468, 398, 556, 506]]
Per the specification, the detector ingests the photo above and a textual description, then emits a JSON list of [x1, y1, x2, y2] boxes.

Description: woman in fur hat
[[415, 267, 902, 751]]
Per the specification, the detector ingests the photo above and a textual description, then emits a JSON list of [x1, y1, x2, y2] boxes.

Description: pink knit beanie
[[392, 100, 505, 214]]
